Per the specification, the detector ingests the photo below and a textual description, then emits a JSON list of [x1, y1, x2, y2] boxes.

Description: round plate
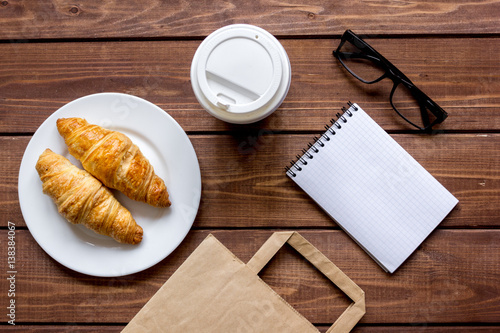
[[18, 93, 201, 277]]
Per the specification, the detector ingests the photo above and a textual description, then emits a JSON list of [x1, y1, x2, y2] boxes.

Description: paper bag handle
[[247, 231, 365, 333]]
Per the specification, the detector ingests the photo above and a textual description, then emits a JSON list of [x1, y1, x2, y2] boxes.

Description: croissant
[[36, 149, 143, 245], [56, 117, 171, 208]]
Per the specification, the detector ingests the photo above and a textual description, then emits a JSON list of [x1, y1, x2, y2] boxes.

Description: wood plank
[[194, 133, 500, 228], [1, 326, 499, 332], [1, 229, 498, 324], [2, 325, 499, 332], [0, 0, 499, 39], [0, 327, 122, 332], [347, 328, 500, 333], [3, 134, 499, 228], [0, 38, 499, 133]]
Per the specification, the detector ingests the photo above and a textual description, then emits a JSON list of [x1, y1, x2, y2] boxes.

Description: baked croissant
[[36, 149, 143, 245], [56, 117, 171, 208]]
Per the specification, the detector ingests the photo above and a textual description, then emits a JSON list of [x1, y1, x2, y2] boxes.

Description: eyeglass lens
[[337, 39, 386, 83], [337, 37, 438, 130], [390, 84, 437, 129]]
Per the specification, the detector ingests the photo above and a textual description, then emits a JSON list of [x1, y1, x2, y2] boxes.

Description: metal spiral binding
[[296, 154, 307, 165], [302, 148, 313, 159], [313, 136, 325, 147], [307, 142, 319, 153], [347, 101, 358, 111], [336, 112, 347, 123], [285, 102, 358, 177]]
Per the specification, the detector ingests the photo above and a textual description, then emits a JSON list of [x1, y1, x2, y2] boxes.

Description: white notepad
[[286, 103, 458, 273]]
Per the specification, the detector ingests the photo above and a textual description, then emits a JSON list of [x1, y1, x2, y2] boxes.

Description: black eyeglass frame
[[333, 30, 448, 131]]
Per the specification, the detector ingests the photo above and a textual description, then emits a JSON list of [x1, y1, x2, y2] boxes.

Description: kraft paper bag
[[123, 231, 365, 332]]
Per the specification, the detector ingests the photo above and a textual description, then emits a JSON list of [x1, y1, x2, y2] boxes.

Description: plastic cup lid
[[191, 24, 291, 123]]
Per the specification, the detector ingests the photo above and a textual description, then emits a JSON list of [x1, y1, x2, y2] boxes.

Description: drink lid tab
[[191, 24, 291, 124]]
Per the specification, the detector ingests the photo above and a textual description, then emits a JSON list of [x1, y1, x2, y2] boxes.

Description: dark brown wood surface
[[1, 38, 499, 133], [1, 0, 499, 331], [2, 134, 499, 229], [0, 0, 499, 39], [1, 230, 499, 324]]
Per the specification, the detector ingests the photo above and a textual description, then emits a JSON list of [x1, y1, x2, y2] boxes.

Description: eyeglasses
[[333, 30, 448, 131]]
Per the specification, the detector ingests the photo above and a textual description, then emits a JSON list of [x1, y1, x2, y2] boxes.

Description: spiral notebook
[[286, 103, 458, 273]]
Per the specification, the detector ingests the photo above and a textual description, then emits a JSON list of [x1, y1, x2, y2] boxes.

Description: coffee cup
[[191, 24, 291, 124]]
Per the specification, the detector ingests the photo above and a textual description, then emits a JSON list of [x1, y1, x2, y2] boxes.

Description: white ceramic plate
[[18, 93, 201, 277]]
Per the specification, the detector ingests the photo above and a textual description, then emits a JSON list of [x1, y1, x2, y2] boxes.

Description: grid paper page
[[287, 104, 458, 273]]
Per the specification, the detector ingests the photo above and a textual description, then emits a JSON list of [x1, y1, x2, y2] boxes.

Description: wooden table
[[1, 1, 499, 332]]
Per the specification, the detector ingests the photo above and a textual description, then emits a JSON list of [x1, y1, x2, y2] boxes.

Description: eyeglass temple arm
[[419, 102, 431, 129], [334, 51, 383, 64], [410, 85, 448, 121]]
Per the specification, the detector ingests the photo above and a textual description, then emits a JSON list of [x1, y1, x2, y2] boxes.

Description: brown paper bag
[[123, 231, 365, 332]]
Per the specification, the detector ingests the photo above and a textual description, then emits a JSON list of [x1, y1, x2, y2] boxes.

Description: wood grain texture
[[1, 1, 499, 330], [2, 326, 499, 332], [3, 133, 499, 228], [0, 0, 499, 40], [0, 38, 499, 133], [0, 229, 498, 324]]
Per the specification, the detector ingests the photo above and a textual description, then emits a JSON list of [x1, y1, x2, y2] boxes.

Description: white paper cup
[[191, 24, 291, 124]]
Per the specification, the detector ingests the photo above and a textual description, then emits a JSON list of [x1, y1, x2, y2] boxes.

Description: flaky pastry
[[36, 149, 143, 244]]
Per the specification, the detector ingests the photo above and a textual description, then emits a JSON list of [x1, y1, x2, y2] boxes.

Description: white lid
[[191, 24, 291, 124]]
